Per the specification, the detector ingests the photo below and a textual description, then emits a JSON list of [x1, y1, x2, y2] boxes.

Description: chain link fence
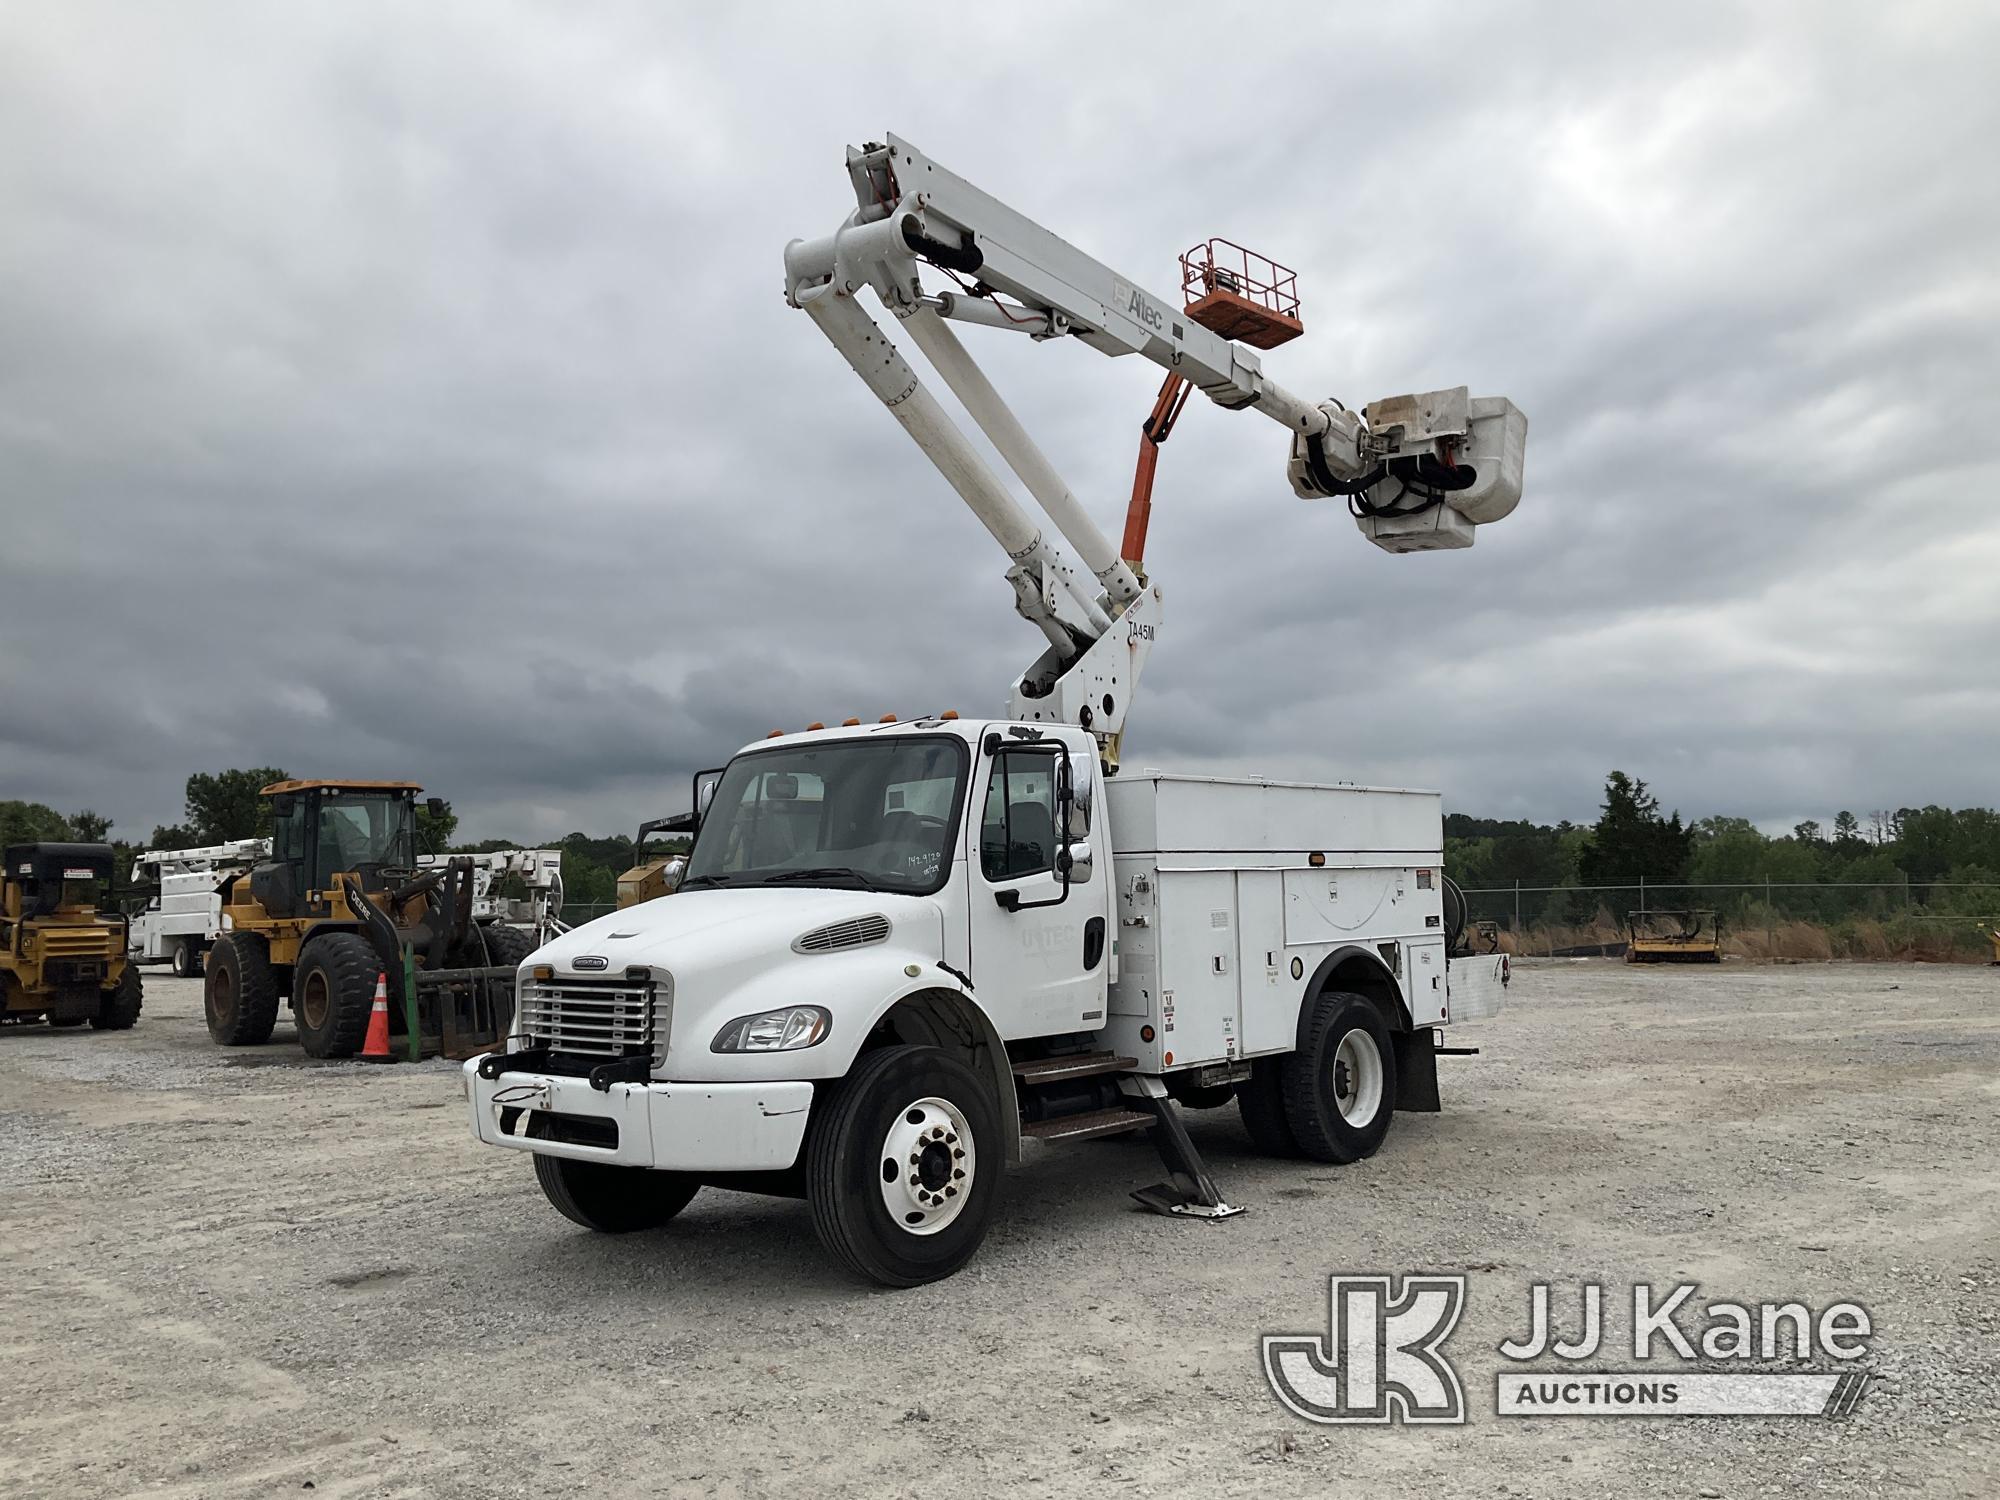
[[1458, 880, 2000, 961]]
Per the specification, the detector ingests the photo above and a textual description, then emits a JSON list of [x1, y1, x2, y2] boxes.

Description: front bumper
[[464, 1061, 814, 1172]]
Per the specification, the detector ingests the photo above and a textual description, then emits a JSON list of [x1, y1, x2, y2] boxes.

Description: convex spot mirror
[[270, 793, 297, 817]]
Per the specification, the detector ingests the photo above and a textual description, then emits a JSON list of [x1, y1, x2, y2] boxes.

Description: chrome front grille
[[792, 914, 891, 953], [517, 975, 668, 1062]]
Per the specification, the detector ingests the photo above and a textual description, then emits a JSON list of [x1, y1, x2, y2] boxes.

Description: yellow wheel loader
[[204, 780, 533, 1059], [1, 843, 142, 1031]]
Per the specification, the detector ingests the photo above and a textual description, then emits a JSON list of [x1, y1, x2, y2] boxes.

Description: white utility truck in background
[[131, 841, 567, 976], [129, 840, 270, 977], [466, 135, 1525, 1286]]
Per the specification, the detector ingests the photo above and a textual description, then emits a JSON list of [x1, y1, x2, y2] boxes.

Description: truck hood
[[533, 886, 945, 974]]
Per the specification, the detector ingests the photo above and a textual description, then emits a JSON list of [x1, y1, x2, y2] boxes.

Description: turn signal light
[[530, 964, 554, 982]]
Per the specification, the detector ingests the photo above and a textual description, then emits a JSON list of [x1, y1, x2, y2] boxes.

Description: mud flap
[[1393, 1028, 1441, 1113]]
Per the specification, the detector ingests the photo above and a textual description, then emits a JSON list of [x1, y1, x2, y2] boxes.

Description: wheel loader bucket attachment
[[412, 963, 517, 1061]]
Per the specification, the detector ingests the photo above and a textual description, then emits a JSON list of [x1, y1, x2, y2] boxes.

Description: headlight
[[711, 1005, 831, 1053]]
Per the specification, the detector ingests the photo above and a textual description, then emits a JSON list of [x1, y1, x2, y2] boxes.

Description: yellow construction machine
[[204, 779, 533, 1058], [1625, 908, 1723, 964], [615, 812, 696, 910], [1, 842, 143, 1030]]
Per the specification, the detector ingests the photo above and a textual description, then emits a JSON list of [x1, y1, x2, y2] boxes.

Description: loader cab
[[251, 780, 424, 917]]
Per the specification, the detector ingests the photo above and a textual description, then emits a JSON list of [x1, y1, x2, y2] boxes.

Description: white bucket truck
[[466, 136, 1524, 1285]]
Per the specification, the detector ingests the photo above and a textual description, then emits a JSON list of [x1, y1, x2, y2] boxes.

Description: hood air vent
[[792, 914, 891, 954]]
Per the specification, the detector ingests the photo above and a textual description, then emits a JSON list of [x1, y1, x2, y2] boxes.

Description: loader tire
[[1236, 1056, 1301, 1157], [1280, 990, 1397, 1164], [293, 932, 380, 1059], [205, 933, 279, 1046], [532, 1148, 701, 1233], [452, 922, 537, 970], [805, 1044, 1002, 1288], [92, 966, 143, 1030]]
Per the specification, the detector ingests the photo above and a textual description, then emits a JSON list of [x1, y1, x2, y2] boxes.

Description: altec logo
[[1263, 1275, 1468, 1425]]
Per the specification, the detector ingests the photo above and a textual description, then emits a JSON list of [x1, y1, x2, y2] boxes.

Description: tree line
[[11, 765, 1994, 924], [1447, 770, 2000, 926]]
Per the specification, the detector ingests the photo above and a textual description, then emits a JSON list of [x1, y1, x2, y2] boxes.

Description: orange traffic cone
[[361, 972, 394, 1062]]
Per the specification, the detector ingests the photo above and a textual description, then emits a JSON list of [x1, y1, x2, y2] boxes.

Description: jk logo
[[1262, 1275, 1468, 1425]]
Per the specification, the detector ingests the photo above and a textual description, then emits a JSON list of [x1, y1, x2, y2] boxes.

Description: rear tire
[[292, 932, 380, 1058], [805, 1044, 1002, 1288], [91, 966, 142, 1030], [1280, 990, 1397, 1164], [452, 923, 537, 970], [205, 933, 279, 1045], [532, 1152, 701, 1232], [171, 939, 200, 978]]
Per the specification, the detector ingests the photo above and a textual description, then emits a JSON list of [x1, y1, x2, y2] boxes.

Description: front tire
[[532, 1152, 701, 1232], [292, 932, 380, 1058], [805, 1044, 1002, 1288], [205, 933, 280, 1045], [92, 966, 143, 1030], [1280, 991, 1397, 1163]]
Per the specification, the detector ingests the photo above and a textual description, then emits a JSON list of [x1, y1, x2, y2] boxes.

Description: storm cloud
[[3, 1, 1995, 841]]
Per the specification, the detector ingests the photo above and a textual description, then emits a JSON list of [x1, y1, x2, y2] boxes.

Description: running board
[[1125, 1090, 1245, 1221], [1012, 1051, 1138, 1084], [1020, 1107, 1154, 1143]]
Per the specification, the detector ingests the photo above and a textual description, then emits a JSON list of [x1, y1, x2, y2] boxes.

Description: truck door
[[966, 743, 1109, 1039]]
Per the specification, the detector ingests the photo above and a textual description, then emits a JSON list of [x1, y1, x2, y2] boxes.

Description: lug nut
[[945, 1185, 958, 1197], [953, 1168, 965, 1180]]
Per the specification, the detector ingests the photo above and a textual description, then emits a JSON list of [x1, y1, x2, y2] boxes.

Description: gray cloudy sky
[[4, 1, 1996, 843]]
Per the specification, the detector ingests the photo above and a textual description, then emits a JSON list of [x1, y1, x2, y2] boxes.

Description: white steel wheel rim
[[1333, 1029, 1384, 1125], [879, 1095, 975, 1237]]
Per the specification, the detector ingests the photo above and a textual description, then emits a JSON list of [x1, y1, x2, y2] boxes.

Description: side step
[[1011, 1051, 1137, 1084], [1020, 1107, 1154, 1144]]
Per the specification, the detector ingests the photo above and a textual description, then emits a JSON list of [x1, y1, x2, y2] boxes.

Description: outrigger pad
[[1127, 1092, 1244, 1220]]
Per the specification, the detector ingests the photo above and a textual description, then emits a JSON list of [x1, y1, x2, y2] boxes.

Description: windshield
[[684, 737, 966, 894], [58, 877, 110, 911], [313, 793, 416, 885]]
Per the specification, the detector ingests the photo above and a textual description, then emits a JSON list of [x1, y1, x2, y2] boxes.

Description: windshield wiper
[[757, 866, 880, 890]]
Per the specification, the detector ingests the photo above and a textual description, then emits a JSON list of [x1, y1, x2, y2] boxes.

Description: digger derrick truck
[[2, 843, 142, 1031], [206, 780, 534, 1059], [465, 135, 1525, 1286]]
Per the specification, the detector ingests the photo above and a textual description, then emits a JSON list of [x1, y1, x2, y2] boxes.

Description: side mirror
[[697, 773, 721, 817], [426, 797, 447, 818], [1060, 839, 1093, 884], [1062, 760, 1091, 840]]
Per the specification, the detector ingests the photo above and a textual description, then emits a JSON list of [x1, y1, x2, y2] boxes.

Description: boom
[[784, 134, 1527, 767]]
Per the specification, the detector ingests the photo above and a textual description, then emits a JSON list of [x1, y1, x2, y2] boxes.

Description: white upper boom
[[784, 134, 1527, 761]]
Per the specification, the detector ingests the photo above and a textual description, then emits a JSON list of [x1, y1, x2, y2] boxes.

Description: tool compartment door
[[1155, 871, 1240, 1065], [1234, 870, 1292, 1055]]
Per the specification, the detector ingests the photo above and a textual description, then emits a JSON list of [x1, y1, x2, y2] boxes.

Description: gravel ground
[[1, 961, 1995, 1499]]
